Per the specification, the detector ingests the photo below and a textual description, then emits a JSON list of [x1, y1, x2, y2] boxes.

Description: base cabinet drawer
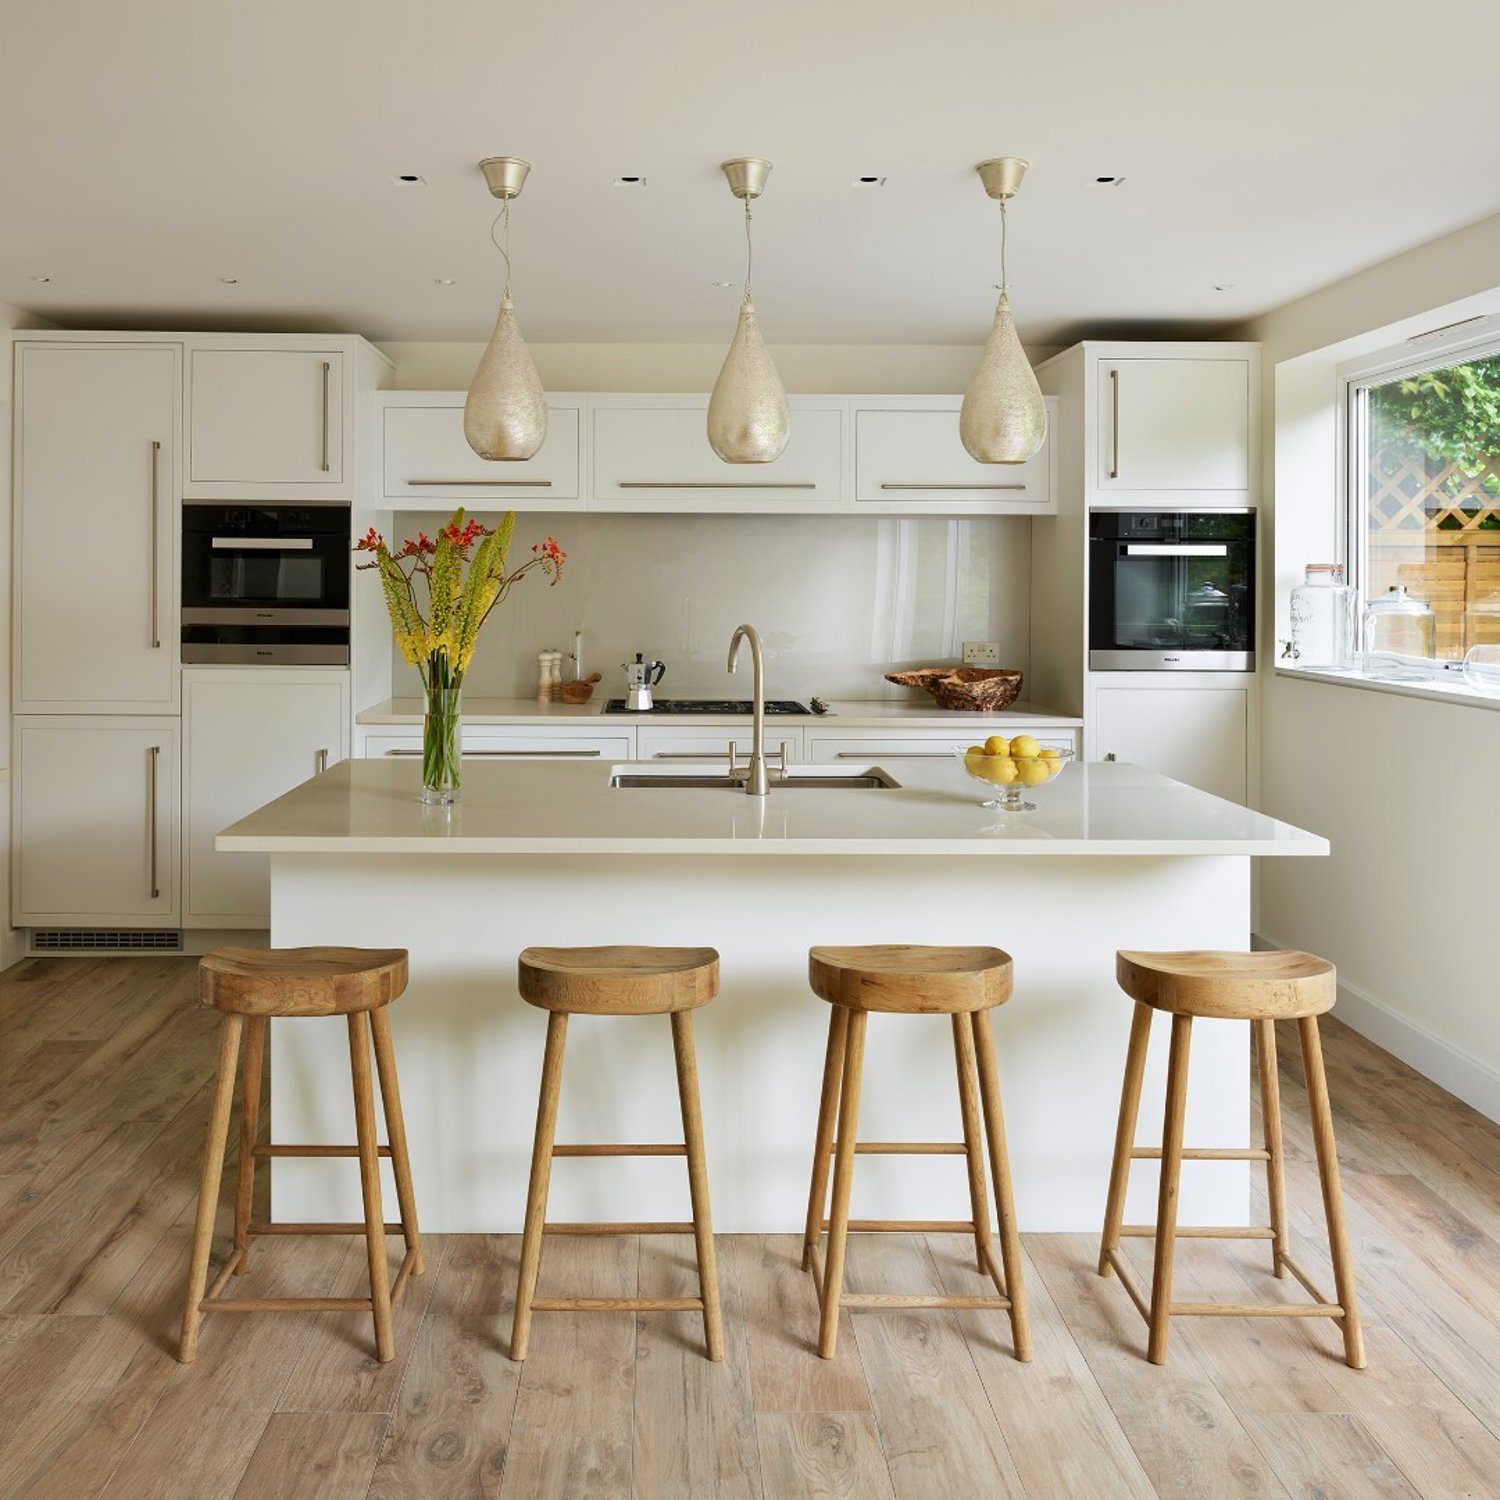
[[806, 727, 1078, 765], [1091, 686, 1247, 803], [636, 726, 804, 763], [362, 729, 634, 761], [14, 717, 181, 926], [184, 670, 351, 928]]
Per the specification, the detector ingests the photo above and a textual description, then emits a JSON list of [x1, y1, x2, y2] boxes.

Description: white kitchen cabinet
[[1095, 357, 1250, 497], [852, 397, 1055, 513], [590, 395, 845, 511], [1091, 686, 1247, 804], [183, 670, 351, 927], [362, 727, 634, 761], [805, 726, 1079, 764], [13, 717, 180, 926], [14, 342, 181, 714], [636, 725, 805, 763], [186, 344, 345, 494], [380, 393, 583, 509]]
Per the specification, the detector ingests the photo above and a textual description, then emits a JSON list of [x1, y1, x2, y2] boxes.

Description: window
[[1348, 338, 1500, 663]]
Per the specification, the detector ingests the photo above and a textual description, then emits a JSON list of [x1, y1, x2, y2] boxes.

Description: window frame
[[1337, 320, 1500, 676]]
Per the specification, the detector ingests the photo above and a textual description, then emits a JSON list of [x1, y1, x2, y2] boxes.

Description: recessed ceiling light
[[217, 276, 239, 284], [30, 274, 51, 283], [711, 280, 732, 288], [393, 173, 426, 185], [1213, 282, 1236, 292], [434, 277, 456, 286], [853, 174, 887, 187], [613, 175, 646, 187], [1095, 175, 1125, 186]]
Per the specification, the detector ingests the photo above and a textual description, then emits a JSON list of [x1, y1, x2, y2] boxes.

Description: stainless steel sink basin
[[609, 767, 900, 790]]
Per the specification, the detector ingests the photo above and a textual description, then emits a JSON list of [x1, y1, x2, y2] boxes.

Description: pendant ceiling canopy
[[707, 157, 790, 466], [463, 155, 548, 463], [959, 156, 1047, 466]]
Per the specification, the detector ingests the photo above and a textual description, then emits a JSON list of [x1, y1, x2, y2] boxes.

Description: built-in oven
[[1088, 510, 1255, 670], [182, 504, 350, 664]]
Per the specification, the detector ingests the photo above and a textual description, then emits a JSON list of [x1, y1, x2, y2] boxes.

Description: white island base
[[267, 849, 1253, 1234]]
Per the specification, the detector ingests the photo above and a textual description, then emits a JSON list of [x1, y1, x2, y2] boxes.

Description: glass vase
[[422, 686, 462, 804]]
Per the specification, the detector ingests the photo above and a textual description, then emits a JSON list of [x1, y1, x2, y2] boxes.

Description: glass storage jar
[[1361, 585, 1436, 678], [1289, 563, 1357, 669]]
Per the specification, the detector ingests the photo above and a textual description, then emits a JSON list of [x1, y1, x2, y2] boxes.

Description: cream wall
[[2, 302, 57, 969], [1236, 212, 1500, 1118]]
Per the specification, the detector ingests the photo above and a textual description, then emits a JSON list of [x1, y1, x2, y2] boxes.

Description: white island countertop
[[219, 756, 1326, 858], [355, 696, 1083, 728]]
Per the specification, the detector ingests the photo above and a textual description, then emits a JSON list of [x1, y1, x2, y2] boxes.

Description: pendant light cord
[[743, 196, 754, 303], [490, 198, 513, 297], [999, 197, 1009, 298]]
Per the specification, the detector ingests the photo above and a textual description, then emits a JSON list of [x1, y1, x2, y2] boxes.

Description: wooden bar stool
[[178, 946, 423, 1365], [510, 945, 724, 1363], [802, 944, 1031, 1362], [1098, 949, 1364, 1368]]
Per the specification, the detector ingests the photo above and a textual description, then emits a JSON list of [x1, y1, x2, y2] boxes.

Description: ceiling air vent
[[32, 929, 183, 954]]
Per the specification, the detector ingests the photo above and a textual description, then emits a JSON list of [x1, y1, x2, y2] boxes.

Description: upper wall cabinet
[[852, 395, 1055, 514], [186, 341, 348, 498], [14, 342, 181, 714], [590, 394, 845, 512], [1095, 354, 1251, 499], [381, 392, 583, 511]]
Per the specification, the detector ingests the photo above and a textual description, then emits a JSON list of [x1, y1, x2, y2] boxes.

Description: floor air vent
[[32, 929, 184, 954]]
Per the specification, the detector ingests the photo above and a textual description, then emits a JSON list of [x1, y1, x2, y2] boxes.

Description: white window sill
[[1275, 664, 1500, 712]]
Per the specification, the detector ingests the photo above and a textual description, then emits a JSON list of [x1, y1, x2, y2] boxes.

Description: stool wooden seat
[[510, 945, 724, 1363], [178, 947, 423, 1366], [802, 944, 1030, 1362], [1099, 948, 1363, 1368]]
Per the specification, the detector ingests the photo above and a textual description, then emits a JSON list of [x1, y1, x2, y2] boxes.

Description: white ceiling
[[3, 0, 1497, 347]]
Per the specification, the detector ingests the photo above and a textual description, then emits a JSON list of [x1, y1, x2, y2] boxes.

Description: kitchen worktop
[[219, 756, 1324, 857], [354, 696, 1084, 728]]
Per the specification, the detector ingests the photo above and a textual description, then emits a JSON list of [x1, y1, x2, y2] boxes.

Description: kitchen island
[[219, 757, 1327, 1233]]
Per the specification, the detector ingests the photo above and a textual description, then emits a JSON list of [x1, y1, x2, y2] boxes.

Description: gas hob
[[604, 698, 812, 715]]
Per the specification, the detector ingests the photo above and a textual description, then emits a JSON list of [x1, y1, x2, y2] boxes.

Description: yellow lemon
[[1046, 757, 1065, 779], [966, 744, 986, 758], [1017, 757, 1050, 786], [963, 747, 987, 773], [984, 756, 1018, 785], [1009, 734, 1041, 759], [983, 734, 1010, 757], [1039, 746, 1061, 761]]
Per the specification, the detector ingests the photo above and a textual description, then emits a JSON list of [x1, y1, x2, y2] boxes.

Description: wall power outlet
[[963, 641, 1001, 666]]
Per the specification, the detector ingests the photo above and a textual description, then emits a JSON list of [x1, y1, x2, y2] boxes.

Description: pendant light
[[463, 156, 548, 461], [959, 156, 1047, 465], [707, 157, 790, 465]]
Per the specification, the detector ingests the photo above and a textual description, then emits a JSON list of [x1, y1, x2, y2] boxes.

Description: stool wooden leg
[[671, 1010, 724, 1363], [1299, 1016, 1366, 1369], [349, 1012, 394, 1363], [231, 1016, 266, 1276], [802, 1006, 849, 1271], [511, 1011, 568, 1362], [818, 1008, 867, 1360], [1099, 1000, 1152, 1277], [1147, 1013, 1193, 1365], [179, 1012, 243, 1363], [972, 1009, 1032, 1362], [371, 1008, 424, 1277], [952, 1013, 993, 1273], [1255, 1018, 1289, 1279]]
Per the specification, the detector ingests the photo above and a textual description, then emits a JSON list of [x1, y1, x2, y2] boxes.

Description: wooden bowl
[[559, 672, 601, 704], [884, 666, 1024, 712]]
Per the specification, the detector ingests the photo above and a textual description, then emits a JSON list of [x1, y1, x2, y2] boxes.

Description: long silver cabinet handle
[[315, 748, 329, 774], [320, 361, 331, 472], [146, 745, 160, 899], [149, 441, 161, 648], [382, 748, 602, 758], [653, 751, 748, 760], [616, 481, 816, 490], [879, 482, 1025, 491], [406, 478, 552, 487], [834, 751, 952, 759], [1109, 367, 1121, 479]]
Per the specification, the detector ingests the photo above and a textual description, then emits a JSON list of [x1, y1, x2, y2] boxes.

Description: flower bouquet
[[356, 510, 565, 802]]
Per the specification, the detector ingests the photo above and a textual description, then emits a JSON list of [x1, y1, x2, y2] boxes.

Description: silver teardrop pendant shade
[[959, 293, 1046, 465], [708, 298, 790, 464], [464, 289, 547, 461]]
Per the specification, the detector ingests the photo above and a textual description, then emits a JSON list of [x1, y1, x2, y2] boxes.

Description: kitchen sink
[[609, 765, 900, 790]]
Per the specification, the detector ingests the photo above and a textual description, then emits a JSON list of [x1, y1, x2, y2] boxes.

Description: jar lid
[[1305, 563, 1345, 579], [1365, 584, 1432, 615]]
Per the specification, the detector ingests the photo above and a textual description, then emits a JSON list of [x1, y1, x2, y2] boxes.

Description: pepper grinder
[[537, 649, 555, 702]]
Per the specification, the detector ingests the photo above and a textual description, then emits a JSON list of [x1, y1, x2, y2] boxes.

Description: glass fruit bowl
[[954, 739, 1073, 812]]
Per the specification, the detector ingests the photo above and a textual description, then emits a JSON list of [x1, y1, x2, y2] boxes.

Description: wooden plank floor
[[1, 956, 1497, 1497]]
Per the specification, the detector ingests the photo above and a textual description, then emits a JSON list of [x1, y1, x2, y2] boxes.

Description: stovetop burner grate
[[604, 698, 812, 715]]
